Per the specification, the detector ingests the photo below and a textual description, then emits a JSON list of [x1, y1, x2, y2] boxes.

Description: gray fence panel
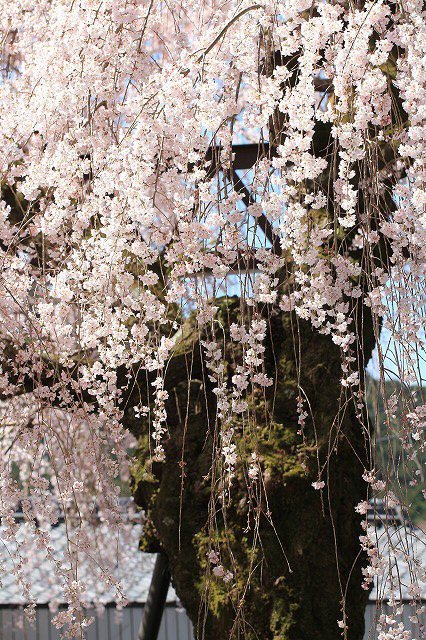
[[37, 608, 51, 640], [130, 607, 142, 637], [0, 603, 424, 640]]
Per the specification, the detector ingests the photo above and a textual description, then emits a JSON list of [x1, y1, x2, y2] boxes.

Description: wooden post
[[138, 553, 171, 640]]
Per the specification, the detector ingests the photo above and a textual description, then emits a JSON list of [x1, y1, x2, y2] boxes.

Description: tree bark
[[131, 304, 375, 640]]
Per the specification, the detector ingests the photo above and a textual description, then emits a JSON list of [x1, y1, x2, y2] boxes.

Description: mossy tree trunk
[[130, 307, 375, 640]]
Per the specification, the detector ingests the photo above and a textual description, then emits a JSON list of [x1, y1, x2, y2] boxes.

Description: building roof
[[370, 525, 426, 603], [0, 522, 178, 607]]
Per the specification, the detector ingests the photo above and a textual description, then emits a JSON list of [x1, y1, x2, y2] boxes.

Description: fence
[[0, 603, 424, 640]]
